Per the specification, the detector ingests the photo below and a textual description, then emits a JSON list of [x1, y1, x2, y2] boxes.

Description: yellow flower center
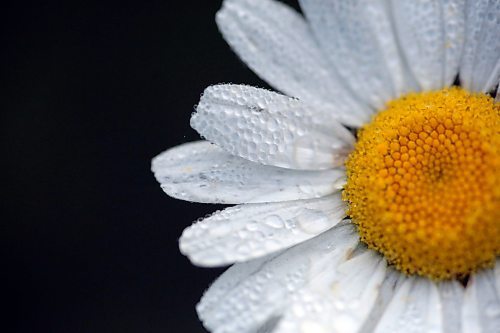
[[343, 87, 500, 280]]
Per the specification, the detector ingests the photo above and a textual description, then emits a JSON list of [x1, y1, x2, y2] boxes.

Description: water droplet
[[246, 221, 259, 231], [284, 219, 296, 230], [252, 231, 265, 241], [264, 215, 284, 229], [237, 243, 251, 254], [297, 209, 332, 234]]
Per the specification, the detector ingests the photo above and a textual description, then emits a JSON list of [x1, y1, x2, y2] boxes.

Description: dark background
[[3, 0, 300, 332]]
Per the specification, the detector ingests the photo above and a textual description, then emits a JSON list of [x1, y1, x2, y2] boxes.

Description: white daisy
[[152, 0, 500, 332]]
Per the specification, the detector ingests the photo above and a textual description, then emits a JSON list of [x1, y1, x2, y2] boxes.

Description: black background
[[3, 0, 300, 332]]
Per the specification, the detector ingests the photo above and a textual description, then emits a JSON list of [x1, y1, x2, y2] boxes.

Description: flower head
[[153, 0, 500, 332]]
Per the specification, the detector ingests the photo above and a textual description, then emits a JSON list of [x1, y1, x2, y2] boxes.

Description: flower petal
[[152, 141, 345, 204], [460, 0, 500, 92], [373, 277, 443, 333], [192, 84, 355, 170], [197, 223, 359, 333], [216, 0, 370, 127], [275, 251, 399, 333], [496, 84, 500, 103], [299, 0, 416, 108], [180, 194, 346, 267], [496, 259, 500, 298], [391, 0, 467, 91], [442, 0, 466, 87], [438, 281, 465, 333], [462, 269, 500, 333]]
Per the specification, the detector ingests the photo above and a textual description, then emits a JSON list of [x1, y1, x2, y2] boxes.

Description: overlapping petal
[[441, 0, 466, 87], [180, 193, 346, 266], [373, 277, 443, 333], [438, 281, 465, 333], [216, 0, 371, 126], [192, 85, 356, 170], [462, 268, 500, 333], [152, 141, 345, 204], [299, 0, 415, 108], [496, 259, 500, 298], [460, 0, 500, 92], [196, 223, 359, 333], [391, 0, 466, 91], [275, 251, 398, 333], [153, 1, 500, 332]]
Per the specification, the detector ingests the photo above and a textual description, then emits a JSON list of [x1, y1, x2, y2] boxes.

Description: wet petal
[[460, 0, 500, 92], [152, 141, 345, 204], [217, 0, 370, 126], [373, 277, 443, 333], [441, 0, 466, 87], [180, 194, 346, 266], [275, 251, 399, 333], [197, 223, 359, 333], [462, 269, 500, 333], [192, 85, 355, 170], [392, 0, 465, 90], [299, 0, 416, 108], [438, 281, 465, 333]]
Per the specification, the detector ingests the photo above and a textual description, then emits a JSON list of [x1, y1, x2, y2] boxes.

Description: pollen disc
[[343, 87, 500, 280]]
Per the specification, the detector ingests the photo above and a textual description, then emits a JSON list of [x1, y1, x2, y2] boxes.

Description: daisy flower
[[152, 0, 500, 332]]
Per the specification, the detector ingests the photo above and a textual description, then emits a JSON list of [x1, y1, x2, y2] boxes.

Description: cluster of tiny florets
[[343, 87, 499, 280]]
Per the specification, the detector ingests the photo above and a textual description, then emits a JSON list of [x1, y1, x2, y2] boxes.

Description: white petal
[[192, 85, 355, 170], [197, 223, 360, 333], [373, 277, 443, 333], [442, 0, 467, 87], [275, 250, 398, 333], [152, 141, 345, 204], [483, 60, 500, 95], [196, 252, 281, 318], [355, 269, 406, 333], [393, 0, 467, 89], [460, 0, 500, 92], [462, 269, 500, 333], [438, 281, 465, 333], [317, 251, 388, 328], [216, 0, 370, 127], [495, 259, 500, 298], [180, 193, 346, 267], [299, 0, 416, 108], [256, 318, 280, 333], [392, 0, 462, 91]]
